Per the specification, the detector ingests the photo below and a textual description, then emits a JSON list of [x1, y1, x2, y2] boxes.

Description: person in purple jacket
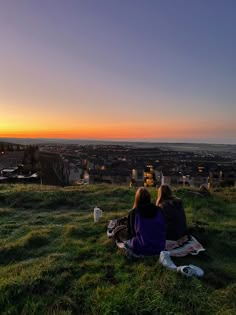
[[126, 187, 166, 256]]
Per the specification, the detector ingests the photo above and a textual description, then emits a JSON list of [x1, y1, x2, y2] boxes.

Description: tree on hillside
[[7, 143, 13, 151], [39, 153, 70, 186], [22, 145, 40, 173]]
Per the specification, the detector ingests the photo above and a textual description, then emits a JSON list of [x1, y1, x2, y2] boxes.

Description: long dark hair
[[133, 187, 151, 208], [156, 184, 174, 206]]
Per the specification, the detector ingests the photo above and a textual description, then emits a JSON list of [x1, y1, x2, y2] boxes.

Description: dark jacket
[[127, 203, 166, 256], [160, 198, 187, 241]]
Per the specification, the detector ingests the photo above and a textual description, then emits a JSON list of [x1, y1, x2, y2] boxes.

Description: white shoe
[[159, 251, 177, 270], [177, 264, 204, 277]]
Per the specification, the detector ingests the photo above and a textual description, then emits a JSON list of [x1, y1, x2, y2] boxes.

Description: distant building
[[161, 174, 171, 186], [143, 165, 157, 187], [83, 170, 90, 184], [208, 167, 236, 188], [191, 173, 209, 188], [89, 169, 130, 185], [161, 170, 179, 186], [69, 167, 83, 185], [0, 151, 24, 170], [131, 167, 144, 186]]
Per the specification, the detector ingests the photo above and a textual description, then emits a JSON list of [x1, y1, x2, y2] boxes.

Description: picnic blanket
[[107, 219, 205, 258], [165, 235, 205, 257]]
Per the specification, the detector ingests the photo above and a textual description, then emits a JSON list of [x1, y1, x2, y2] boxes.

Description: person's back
[[129, 204, 166, 255], [157, 185, 188, 241], [161, 198, 187, 240]]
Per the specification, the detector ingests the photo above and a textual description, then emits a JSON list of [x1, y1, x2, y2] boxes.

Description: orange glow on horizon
[[1, 112, 233, 140], [0, 125, 222, 140]]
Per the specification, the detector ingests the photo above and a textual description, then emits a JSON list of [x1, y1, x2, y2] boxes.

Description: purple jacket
[[128, 204, 166, 256]]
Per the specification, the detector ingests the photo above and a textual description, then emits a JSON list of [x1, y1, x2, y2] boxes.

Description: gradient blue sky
[[0, 0, 235, 143]]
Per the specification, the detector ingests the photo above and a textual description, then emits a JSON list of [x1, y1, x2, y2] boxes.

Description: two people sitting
[[111, 185, 204, 276], [117, 184, 188, 256]]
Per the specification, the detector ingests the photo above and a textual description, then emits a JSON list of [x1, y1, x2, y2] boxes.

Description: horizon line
[[0, 137, 235, 146]]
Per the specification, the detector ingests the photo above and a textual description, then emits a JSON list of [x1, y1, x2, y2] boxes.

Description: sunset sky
[[0, 0, 235, 143]]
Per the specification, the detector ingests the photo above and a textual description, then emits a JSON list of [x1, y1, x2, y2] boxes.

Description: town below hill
[[0, 141, 236, 189]]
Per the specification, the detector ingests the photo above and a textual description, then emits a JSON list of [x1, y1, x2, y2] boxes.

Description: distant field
[[0, 184, 235, 314]]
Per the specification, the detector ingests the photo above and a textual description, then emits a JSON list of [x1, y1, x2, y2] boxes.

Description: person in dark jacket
[[126, 187, 166, 256], [156, 184, 188, 241]]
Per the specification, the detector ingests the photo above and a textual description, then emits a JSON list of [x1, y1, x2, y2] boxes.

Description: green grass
[[0, 184, 235, 314]]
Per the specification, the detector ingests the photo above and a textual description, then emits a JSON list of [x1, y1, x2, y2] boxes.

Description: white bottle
[[94, 206, 103, 223]]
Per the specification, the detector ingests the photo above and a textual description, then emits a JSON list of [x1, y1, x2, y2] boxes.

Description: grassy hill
[[0, 184, 235, 315]]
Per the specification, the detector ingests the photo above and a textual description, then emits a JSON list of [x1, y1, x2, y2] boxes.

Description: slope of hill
[[0, 184, 235, 315]]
